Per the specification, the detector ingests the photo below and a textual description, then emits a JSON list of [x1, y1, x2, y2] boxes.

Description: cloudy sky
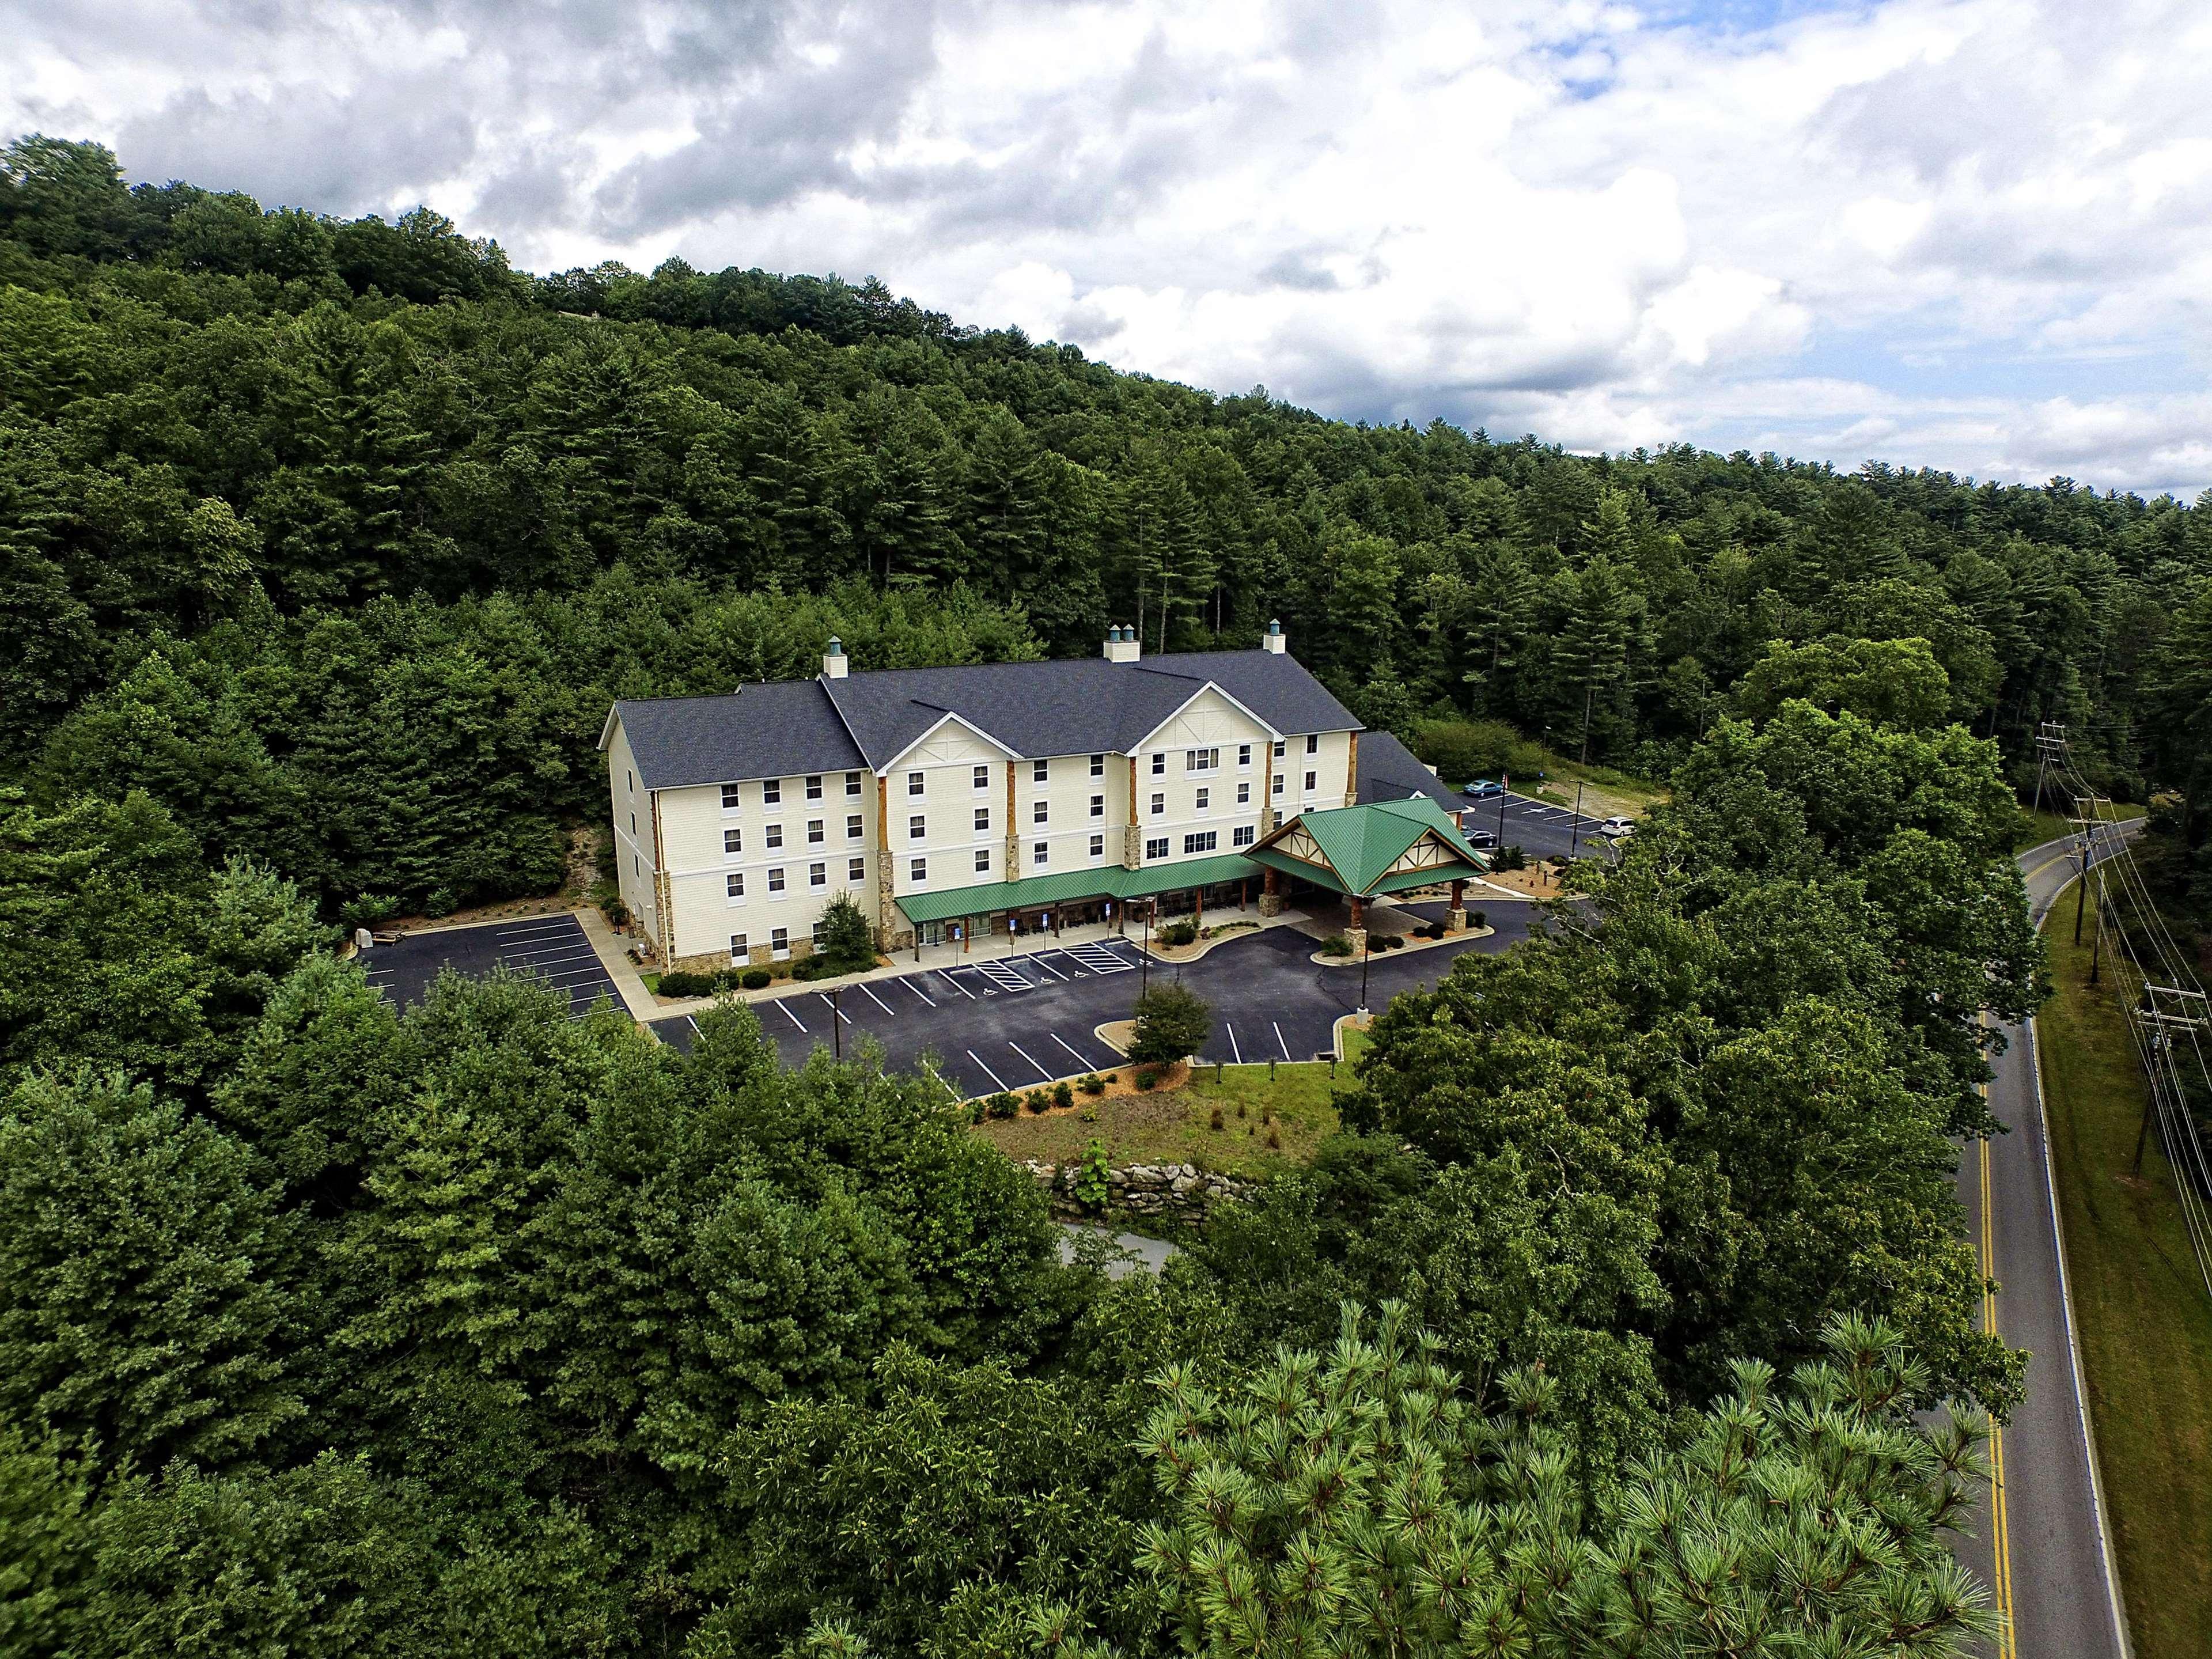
[[8, 0, 2212, 496]]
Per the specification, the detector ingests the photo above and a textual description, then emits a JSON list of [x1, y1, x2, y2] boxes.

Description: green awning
[[892, 853, 1267, 927]]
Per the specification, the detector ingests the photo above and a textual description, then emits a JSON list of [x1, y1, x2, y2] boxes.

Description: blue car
[[1461, 778, 1505, 800]]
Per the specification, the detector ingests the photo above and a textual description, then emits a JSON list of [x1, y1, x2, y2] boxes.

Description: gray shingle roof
[[1355, 730, 1460, 811], [607, 649, 1362, 790]]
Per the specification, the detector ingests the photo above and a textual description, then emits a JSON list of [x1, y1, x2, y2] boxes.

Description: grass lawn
[[2036, 906, 2212, 1659], [972, 1055, 1361, 1179], [1523, 753, 1669, 821], [2016, 800, 2143, 852]]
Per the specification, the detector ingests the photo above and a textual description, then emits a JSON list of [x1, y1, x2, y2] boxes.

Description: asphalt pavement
[[1954, 834, 2132, 1658], [652, 903, 1540, 1096], [1456, 789, 1624, 863], [358, 912, 624, 1020]]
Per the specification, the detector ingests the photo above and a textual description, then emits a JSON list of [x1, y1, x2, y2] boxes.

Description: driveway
[[652, 904, 1540, 1097]]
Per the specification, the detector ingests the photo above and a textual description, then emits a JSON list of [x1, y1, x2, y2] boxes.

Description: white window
[[726, 872, 745, 900], [806, 775, 823, 801], [1272, 740, 1286, 759], [1145, 836, 1168, 861], [1305, 734, 1319, 756], [848, 857, 865, 882], [768, 867, 785, 893], [846, 813, 863, 840], [1272, 774, 1285, 798], [1032, 759, 1049, 783], [763, 779, 782, 804], [975, 847, 991, 873], [1089, 794, 1104, 819], [1184, 747, 1219, 774], [730, 932, 748, 960], [910, 857, 928, 884], [909, 814, 926, 840], [1089, 753, 1105, 777], [810, 919, 827, 948], [907, 771, 925, 797], [1150, 753, 1166, 776], [1032, 800, 1048, 824], [722, 783, 743, 810], [1195, 787, 1210, 813], [724, 827, 743, 855], [771, 926, 789, 960], [1237, 744, 1252, 769], [1233, 825, 1255, 847], [806, 819, 824, 844], [808, 862, 827, 889], [1236, 782, 1250, 805], [1150, 791, 1165, 816], [1089, 834, 1105, 858], [974, 806, 991, 834], [1183, 831, 1218, 854], [1032, 840, 1049, 866], [1304, 770, 1317, 794], [766, 823, 783, 849], [845, 771, 862, 797], [973, 764, 989, 790]]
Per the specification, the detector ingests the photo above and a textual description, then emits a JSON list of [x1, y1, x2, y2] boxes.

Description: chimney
[[1263, 619, 1287, 654], [823, 636, 849, 679], [1104, 624, 1141, 664]]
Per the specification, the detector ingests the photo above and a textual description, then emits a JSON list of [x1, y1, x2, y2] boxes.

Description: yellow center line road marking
[[1979, 1091, 2017, 1658]]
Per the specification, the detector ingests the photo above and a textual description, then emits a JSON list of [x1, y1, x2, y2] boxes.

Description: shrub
[[1024, 1089, 1051, 1114], [1052, 1081, 1074, 1109], [1491, 843, 1528, 872], [1468, 908, 1485, 930], [1379, 933, 1405, 950], [968, 1100, 985, 1124], [1157, 919, 1198, 948], [657, 968, 718, 997], [1409, 716, 1549, 786], [815, 892, 876, 972], [986, 1092, 1020, 1119], [1074, 1138, 1112, 1209], [1320, 934, 1354, 957], [1209, 1105, 1224, 1131], [740, 968, 771, 990], [1078, 1073, 1106, 1096], [1134, 1066, 1159, 1091], [1130, 982, 1211, 1067], [425, 887, 458, 917]]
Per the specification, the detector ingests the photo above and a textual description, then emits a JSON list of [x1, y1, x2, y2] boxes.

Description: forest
[[2, 132, 2210, 1656]]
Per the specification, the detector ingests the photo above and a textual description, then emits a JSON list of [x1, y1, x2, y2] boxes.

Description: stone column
[[1343, 729, 1361, 808], [1004, 764, 1020, 881], [1122, 755, 1142, 870], [873, 774, 902, 948], [1346, 894, 1367, 957], [1445, 876, 1467, 933], [1259, 865, 1285, 917]]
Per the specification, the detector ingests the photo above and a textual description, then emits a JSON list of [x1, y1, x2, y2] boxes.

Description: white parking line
[[903, 976, 937, 1007], [494, 923, 580, 944], [967, 1048, 1010, 1092], [938, 970, 975, 999], [775, 999, 808, 1032], [497, 946, 600, 970], [1225, 1022, 1244, 1063], [1007, 1040, 1052, 1083], [1028, 954, 1071, 982], [687, 1015, 700, 1040], [817, 993, 852, 1025], [919, 1059, 960, 1104], [1274, 1021, 1291, 1059], [860, 983, 896, 1016], [1048, 1032, 1095, 1071]]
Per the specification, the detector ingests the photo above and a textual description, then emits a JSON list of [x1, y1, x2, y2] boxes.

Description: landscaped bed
[[970, 1058, 1356, 1180]]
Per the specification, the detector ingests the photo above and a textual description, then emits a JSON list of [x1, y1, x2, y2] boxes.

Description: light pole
[[1358, 925, 1371, 1016], [1569, 779, 1586, 861], [1140, 903, 1152, 995], [832, 985, 843, 1061]]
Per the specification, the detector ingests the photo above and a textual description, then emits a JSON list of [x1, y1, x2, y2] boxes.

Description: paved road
[[653, 902, 1540, 1096], [1455, 789, 1623, 863], [359, 912, 623, 1019], [1956, 834, 2131, 1658]]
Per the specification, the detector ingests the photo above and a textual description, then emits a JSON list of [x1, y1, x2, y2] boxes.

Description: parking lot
[[1460, 790, 1623, 863], [652, 903, 1539, 1099], [359, 913, 624, 1020]]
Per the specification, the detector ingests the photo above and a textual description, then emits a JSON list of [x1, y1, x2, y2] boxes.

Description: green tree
[[1733, 633, 1952, 729], [1129, 982, 1211, 1066]]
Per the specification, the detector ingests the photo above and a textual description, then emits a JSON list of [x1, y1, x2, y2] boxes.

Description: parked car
[[1468, 828, 1499, 850], [1461, 778, 1505, 800], [1598, 815, 1635, 838]]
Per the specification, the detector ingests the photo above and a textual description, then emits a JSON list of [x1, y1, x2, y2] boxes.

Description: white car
[[1597, 815, 1635, 839]]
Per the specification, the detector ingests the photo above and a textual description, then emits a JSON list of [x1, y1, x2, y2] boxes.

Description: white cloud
[[4, 0, 2211, 494]]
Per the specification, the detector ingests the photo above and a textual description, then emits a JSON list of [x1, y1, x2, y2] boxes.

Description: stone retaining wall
[[1018, 1158, 1257, 1222]]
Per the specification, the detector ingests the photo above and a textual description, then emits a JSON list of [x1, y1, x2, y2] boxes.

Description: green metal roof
[[1247, 797, 1487, 897], [892, 853, 1266, 926]]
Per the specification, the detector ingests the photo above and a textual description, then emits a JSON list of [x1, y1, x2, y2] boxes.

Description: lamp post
[[1140, 902, 1152, 995], [1569, 779, 1586, 861], [832, 986, 842, 1061], [1358, 923, 1371, 1016]]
